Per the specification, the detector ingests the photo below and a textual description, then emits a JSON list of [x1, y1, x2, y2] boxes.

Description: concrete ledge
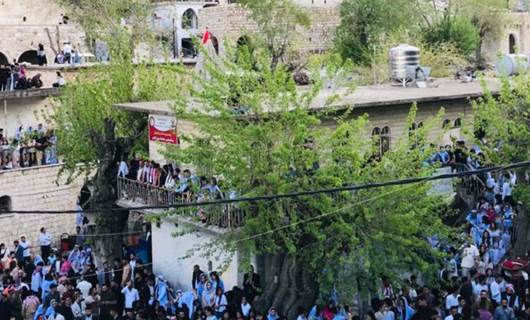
[[0, 87, 61, 100], [116, 199, 229, 236]]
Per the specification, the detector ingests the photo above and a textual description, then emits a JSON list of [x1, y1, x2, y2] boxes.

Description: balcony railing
[[117, 177, 246, 229]]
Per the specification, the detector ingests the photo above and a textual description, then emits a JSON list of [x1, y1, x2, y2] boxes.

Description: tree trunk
[[86, 118, 144, 266], [256, 253, 319, 319]]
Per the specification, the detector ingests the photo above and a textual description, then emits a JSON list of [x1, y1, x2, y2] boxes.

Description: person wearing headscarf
[[267, 307, 279, 320], [155, 275, 170, 311], [201, 281, 215, 308]]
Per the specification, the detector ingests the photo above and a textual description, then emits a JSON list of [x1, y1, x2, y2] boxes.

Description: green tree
[[423, 13, 480, 56], [236, 0, 311, 69], [52, 0, 184, 262], [335, 0, 419, 64], [163, 38, 451, 317], [453, 0, 511, 65], [472, 76, 530, 164]]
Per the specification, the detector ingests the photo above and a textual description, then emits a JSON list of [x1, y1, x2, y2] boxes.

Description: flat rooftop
[[114, 78, 500, 115]]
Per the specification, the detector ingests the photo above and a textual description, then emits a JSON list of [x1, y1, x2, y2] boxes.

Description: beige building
[[0, 164, 83, 252], [0, 0, 87, 66]]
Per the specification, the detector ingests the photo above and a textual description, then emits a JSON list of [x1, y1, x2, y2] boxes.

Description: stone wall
[[0, 0, 87, 65], [0, 164, 84, 253], [198, 4, 340, 54]]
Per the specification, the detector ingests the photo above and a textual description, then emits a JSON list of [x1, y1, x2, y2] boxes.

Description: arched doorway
[[0, 52, 8, 65], [181, 38, 197, 58], [0, 196, 12, 213], [182, 9, 198, 29], [509, 34, 517, 54], [18, 50, 39, 65]]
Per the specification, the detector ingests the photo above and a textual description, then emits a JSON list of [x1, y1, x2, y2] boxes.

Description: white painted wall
[[152, 220, 241, 291], [152, 3, 206, 58], [1, 97, 52, 137]]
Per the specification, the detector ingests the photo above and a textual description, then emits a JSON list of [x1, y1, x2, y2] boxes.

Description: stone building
[[197, 1, 340, 55], [0, 164, 83, 252], [0, 0, 87, 66]]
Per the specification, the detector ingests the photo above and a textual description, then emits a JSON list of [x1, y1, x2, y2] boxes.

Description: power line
[[5, 160, 530, 214], [231, 183, 418, 245]]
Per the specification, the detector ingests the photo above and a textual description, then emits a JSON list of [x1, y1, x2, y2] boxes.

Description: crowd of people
[[0, 148, 526, 320], [118, 157, 226, 202], [0, 63, 44, 91], [0, 124, 58, 171], [425, 140, 487, 172]]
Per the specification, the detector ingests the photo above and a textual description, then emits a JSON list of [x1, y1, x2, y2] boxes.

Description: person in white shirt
[[121, 281, 140, 310], [461, 242, 479, 277], [444, 306, 459, 320], [76, 278, 92, 299], [118, 160, 129, 177], [240, 296, 252, 317], [502, 173, 515, 207], [445, 288, 460, 311], [38, 227, 52, 261], [19, 235, 31, 263], [71, 293, 86, 319], [490, 275, 504, 304]]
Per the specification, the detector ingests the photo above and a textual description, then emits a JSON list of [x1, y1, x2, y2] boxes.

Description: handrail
[[117, 177, 245, 229]]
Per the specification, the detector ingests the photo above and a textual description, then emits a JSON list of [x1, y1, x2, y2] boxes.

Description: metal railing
[[117, 177, 246, 229]]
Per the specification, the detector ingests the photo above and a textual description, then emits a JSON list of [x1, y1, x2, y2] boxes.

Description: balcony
[[0, 87, 60, 100], [116, 177, 246, 229]]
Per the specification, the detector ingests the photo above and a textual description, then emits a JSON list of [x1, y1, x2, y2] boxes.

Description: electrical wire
[[231, 182, 419, 245], [5, 160, 530, 214]]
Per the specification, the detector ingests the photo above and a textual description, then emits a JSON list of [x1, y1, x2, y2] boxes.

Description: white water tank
[[389, 44, 420, 80], [496, 54, 529, 76]]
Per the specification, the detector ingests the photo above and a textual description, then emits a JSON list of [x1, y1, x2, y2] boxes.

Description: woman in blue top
[[210, 272, 224, 293]]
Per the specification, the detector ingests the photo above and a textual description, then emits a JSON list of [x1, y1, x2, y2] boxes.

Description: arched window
[[509, 34, 517, 54], [182, 9, 198, 29], [0, 196, 12, 213], [372, 126, 390, 157], [442, 119, 451, 129], [0, 52, 8, 65], [454, 118, 462, 128], [18, 50, 39, 65]]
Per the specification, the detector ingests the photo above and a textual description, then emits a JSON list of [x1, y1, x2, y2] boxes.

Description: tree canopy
[[161, 28, 453, 316]]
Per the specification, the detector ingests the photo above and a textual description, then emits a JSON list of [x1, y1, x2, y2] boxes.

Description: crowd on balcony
[[0, 168, 524, 320], [424, 140, 487, 173], [0, 63, 45, 91], [118, 157, 226, 202], [0, 124, 58, 171]]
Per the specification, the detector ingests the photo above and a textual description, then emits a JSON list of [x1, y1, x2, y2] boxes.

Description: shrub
[[423, 14, 480, 56]]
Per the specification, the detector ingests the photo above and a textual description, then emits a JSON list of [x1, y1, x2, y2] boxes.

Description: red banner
[[148, 115, 179, 144]]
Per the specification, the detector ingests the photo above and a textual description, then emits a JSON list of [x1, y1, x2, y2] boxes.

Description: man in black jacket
[[192, 265, 204, 290]]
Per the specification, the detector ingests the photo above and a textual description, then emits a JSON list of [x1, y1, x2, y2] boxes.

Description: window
[[0, 196, 12, 213], [509, 34, 517, 54], [18, 50, 39, 65], [372, 126, 390, 157], [442, 119, 451, 129], [182, 9, 198, 29], [454, 118, 462, 128]]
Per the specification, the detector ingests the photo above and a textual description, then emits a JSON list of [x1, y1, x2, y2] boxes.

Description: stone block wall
[[0, 0, 87, 65], [0, 164, 84, 253], [198, 4, 340, 54]]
